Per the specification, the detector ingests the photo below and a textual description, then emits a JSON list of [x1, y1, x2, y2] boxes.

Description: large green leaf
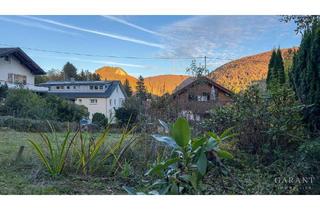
[[191, 137, 207, 151], [217, 150, 233, 159], [196, 152, 207, 176], [122, 186, 137, 195], [151, 134, 177, 148], [145, 157, 179, 176], [170, 118, 191, 148]]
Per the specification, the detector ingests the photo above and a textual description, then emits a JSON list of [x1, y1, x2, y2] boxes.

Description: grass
[[0, 129, 139, 194], [1, 129, 317, 195]]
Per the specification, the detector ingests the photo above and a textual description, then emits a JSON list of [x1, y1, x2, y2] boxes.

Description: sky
[[0, 15, 301, 77]]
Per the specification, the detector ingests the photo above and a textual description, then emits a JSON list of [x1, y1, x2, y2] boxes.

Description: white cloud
[[102, 15, 167, 38], [23, 16, 165, 49], [157, 16, 285, 64], [0, 16, 76, 35], [33, 54, 146, 68]]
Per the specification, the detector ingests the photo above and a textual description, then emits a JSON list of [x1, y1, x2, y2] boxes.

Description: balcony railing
[[0, 80, 48, 92]]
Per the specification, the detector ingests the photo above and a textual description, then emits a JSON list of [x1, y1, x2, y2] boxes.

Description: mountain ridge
[[95, 66, 189, 96], [208, 48, 296, 92], [95, 48, 296, 96]]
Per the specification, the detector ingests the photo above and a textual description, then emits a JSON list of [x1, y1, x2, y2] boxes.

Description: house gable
[[0, 48, 45, 75], [172, 76, 233, 115]]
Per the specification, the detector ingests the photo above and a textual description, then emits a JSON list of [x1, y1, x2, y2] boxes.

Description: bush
[[44, 94, 89, 122], [0, 89, 88, 122], [0, 84, 8, 100], [124, 118, 235, 195], [115, 107, 138, 126], [201, 85, 307, 160], [0, 116, 78, 132], [92, 113, 108, 128]]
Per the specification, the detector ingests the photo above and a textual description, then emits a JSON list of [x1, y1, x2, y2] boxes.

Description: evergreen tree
[[267, 49, 277, 87], [78, 70, 86, 81], [266, 48, 286, 89], [90, 73, 101, 81], [276, 48, 286, 84], [123, 79, 133, 97], [290, 22, 320, 131], [62, 62, 77, 81], [136, 76, 147, 101]]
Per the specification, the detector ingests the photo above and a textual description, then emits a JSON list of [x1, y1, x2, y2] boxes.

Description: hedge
[[0, 116, 79, 132]]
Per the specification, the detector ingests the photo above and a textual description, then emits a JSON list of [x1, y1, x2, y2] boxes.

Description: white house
[[0, 48, 47, 92], [39, 80, 127, 122]]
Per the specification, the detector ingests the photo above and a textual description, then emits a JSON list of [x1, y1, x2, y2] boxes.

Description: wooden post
[[15, 146, 24, 162]]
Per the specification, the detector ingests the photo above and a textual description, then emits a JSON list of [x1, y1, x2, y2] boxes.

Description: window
[[7, 73, 27, 85], [99, 85, 103, 90], [116, 87, 118, 93], [61, 86, 64, 89], [56, 86, 60, 89], [73, 86, 76, 89], [188, 94, 196, 101], [94, 86, 98, 90], [67, 86, 70, 89], [109, 99, 112, 106], [114, 99, 116, 106], [90, 99, 97, 104], [90, 86, 93, 90], [78, 99, 82, 103], [7, 74, 13, 83]]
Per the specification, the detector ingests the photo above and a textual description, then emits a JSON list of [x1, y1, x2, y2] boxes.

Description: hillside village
[[0, 16, 319, 195]]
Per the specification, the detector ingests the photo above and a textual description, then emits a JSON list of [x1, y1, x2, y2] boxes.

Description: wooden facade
[[172, 77, 233, 120]]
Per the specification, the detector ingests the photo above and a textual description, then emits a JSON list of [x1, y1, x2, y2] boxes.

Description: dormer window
[[94, 86, 98, 90], [67, 86, 70, 89]]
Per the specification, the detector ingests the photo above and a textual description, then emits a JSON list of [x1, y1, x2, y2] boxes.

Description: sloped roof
[[40, 80, 111, 86], [173, 76, 233, 96], [0, 48, 46, 75], [43, 80, 127, 99]]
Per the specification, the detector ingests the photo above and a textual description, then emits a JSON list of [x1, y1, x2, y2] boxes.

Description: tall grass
[[28, 122, 137, 177], [75, 123, 136, 175], [28, 123, 79, 176]]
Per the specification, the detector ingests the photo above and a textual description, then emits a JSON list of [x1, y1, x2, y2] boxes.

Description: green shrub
[[44, 94, 88, 122], [115, 107, 138, 126], [92, 113, 108, 128], [124, 118, 235, 195], [0, 84, 8, 100], [0, 116, 78, 132], [1, 89, 88, 122], [202, 85, 306, 159]]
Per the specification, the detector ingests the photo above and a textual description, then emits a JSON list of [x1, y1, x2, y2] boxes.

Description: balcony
[[0, 80, 48, 92]]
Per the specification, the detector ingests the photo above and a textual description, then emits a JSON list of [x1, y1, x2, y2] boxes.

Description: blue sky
[[0, 15, 301, 77]]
